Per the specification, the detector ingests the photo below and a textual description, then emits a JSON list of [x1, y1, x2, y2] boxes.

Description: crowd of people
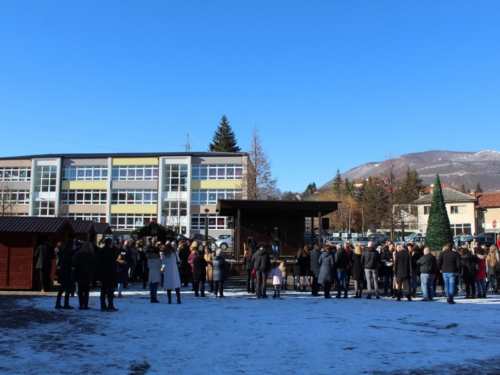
[[35, 235, 500, 311]]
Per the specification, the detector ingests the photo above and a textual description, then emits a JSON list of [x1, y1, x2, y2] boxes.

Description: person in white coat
[[161, 242, 182, 304], [146, 247, 162, 303]]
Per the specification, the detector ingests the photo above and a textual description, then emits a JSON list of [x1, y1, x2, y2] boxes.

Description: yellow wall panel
[[61, 181, 108, 190], [191, 180, 242, 190], [112, 158, 158, 166], [110, 205, 157, 214]]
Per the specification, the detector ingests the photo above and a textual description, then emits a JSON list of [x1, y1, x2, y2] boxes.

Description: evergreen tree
[[395, 167, 424, 204], [332, 169, 343, 196], [459, 183, 467, 194], [475, 182, 484, 193], [208, 115, 241, 152], [425, 175, 454, 252]]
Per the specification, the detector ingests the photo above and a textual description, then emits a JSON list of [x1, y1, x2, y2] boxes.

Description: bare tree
[[0, 183, 14, 216], [241, 126, 278, 200]]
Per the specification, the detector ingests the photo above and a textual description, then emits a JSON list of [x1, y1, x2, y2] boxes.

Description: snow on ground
[[1, 285, 500, 375]]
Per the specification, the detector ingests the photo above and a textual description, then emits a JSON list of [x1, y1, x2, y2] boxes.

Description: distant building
[[414, 186, 484, 236], [0, 152, 247, 239], [476, 192, 500, 232]]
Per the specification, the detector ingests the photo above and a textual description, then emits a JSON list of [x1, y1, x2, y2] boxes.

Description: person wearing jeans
[[361, 242, 381, 299], [417, 248, 437, 301], [438, 243, 461, 304]]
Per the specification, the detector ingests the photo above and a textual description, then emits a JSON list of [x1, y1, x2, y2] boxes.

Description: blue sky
[[1, 1, 499, 193]]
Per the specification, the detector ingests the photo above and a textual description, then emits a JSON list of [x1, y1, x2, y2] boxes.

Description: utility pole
[[182, 134, 191, 152]]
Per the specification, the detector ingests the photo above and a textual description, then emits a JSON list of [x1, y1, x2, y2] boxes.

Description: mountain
[[321, 150, 500, 192]]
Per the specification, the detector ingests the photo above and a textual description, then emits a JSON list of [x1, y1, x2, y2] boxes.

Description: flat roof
[[216, 200, 340, 217], [0, 152, 248, 161]]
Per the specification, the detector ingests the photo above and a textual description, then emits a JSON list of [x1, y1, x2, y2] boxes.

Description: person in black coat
[[293, 245, 309, 291], [394, 244, 412, 301], [335, 245, 350, 298], [361, 242, 381, 299], [318, 245, 335, 299], [96, 238, 119, 312], [461, 247, 478, 298], [437, 243, 462, 304], [381, 244, 395, 297], [73, 241, 97, 310], [351, 245, 364, 298], [416, 247, 437, 301], [193, 250, 208, 297], [55, 239, 75, 309], [252, 245, 271, 298], [34, 240, 55, 292], [178, 241, 191, 287], [243, 248, 255, 294], [212, 250, 228, 298], [309, 245, 321, 296]]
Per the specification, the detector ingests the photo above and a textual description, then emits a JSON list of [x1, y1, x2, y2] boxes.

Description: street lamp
[[204, 208, 209, 242]]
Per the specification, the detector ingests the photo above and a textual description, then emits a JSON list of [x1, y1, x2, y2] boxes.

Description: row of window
[[191, 189, 242, 205], [110, 190, 158, 205], [0, 167, 31, 182], [0, 190, 30, 204], [191, 165, 243, 180], [111, 166, 159, 181], [190, 215, 229, 230], [63, 166, 108, 181], [162, 201, 187, 217], [424, 205, 467, 215], [64, 213, 107, 223], [61, 190, 107, 205], [164, 164, 188, 192], [110, 214, 156, 229]]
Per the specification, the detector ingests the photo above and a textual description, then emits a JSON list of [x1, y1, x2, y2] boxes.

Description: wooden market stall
[[0, 217, 74, 290]]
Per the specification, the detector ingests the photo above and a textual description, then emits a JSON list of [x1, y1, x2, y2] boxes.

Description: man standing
[[361, 241, 381, 299], [271, 227, 280, 260], [34, 240, 55, 292], [335, 243, 350, 298], [417, 247, 437, 301], [438, 243, 462, 304], [252, 245, 271, 298], [309, 244, 321, 296], [96, 238, 119, 312], [381, 244, 394, 297], [395, 244, 412, 301]]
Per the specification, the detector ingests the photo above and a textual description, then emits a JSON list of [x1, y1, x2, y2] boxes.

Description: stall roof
[[93, 223, 113, 235], [69, 220, 97, 235], [0, 217, 74, 234], [216, 200, 340, 217]]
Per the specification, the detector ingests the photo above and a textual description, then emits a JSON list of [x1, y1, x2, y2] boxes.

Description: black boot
[[167, 289, 172, 304], [175, 288, 182, 304]]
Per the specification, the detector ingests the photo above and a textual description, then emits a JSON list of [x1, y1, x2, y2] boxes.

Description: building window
[[110, 190, 158, 205], [33, 201, 55, 216], [110, 214, 157, 229], [61, 190, 107, 205], [450, 205, 466, 214], [191, 214, 228, 230], [162, 201, 187, 217], [0, 167, 31, 182], [35, 165, 57, 192], [191, 164, 243, 180], [164, 164, 188, 192], [191, 189, 242, 205], [451, 223, 472, 236], [64, 213, 107, 223], [423, 206, 431, 215], [111, 166, 158, 181], [62, 166, 108, 181], [0, 190, 30, 205]]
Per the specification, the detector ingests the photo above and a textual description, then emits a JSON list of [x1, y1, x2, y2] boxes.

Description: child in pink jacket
[[269, 261, 283, 298]]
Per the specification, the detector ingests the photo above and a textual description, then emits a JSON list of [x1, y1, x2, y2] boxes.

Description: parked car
[[368, 234, 389, 246], [352, 236, 371, 246], [190, 233, 217, 245], [395, 235, 426, 246], [172, 233, 190, 243], [326, 236, 344, 246], [467, 232, 496, 248], [215, 235, 233, 251]]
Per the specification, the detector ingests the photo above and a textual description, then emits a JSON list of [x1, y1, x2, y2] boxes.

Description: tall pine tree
[[475, 182, 484, 193], [425, 175, 454, 252], [209, 115, 241, 152]]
